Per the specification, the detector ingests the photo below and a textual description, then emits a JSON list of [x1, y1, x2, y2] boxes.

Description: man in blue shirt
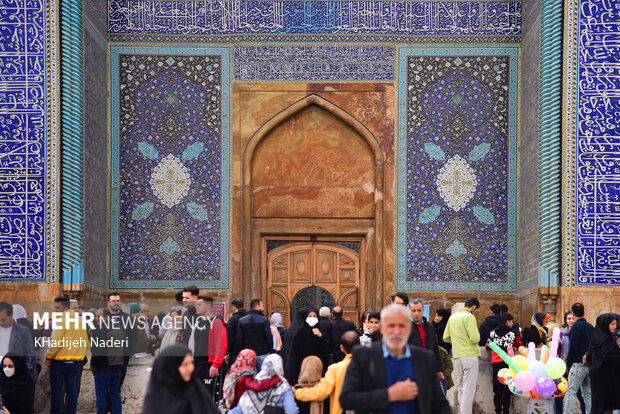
[[340, 304, 451, 414]]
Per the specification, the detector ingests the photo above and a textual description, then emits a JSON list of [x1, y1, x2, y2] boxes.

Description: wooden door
[[266, 242, 360, 326]]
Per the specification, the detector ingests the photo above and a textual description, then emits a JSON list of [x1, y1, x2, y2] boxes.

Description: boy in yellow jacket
[[45, 296, 90, 414], [294, 331, 360, 414]]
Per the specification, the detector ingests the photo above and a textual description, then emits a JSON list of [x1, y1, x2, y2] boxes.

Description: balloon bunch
[[489, 327, 568, 399]]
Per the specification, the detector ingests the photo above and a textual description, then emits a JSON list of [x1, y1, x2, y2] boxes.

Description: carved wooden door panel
[[266, 242, 360, 326]]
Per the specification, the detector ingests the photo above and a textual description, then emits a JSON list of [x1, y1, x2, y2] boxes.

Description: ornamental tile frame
[[110, 45, 230, 289], [563, 0, 620, 286], [47, 0, 60, 283], [107, 34, 523, 44], [233, 45, 396, 81], [396, 47, 518, 292], [108, 0, 522, 37]]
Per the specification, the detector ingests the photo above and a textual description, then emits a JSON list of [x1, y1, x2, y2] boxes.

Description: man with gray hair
[[408, 299, 445, 383], [341, 304, 451, 414]]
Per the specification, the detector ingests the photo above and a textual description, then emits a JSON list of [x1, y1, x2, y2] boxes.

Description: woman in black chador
[[587, 313, 620, 414], [0, 353, 35, 414], [284, 308, 328, 385], [433, 308, 452, 352], [141, 343, 219, 414]]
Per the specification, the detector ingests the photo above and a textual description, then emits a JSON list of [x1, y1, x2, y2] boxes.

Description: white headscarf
[[12, 305, 27, 321], [238, 354, 290, 414], [270, 313, 284, 328]]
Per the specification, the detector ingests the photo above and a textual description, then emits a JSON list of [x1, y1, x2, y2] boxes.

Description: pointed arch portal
[[241, 94, 385, 315]]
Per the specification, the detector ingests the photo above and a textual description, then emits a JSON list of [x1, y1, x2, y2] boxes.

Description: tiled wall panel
[[110, 46, 230, 289], [566, 0, 620, 285], [0, 0, 56, 281], [397, 47, 518, 291]]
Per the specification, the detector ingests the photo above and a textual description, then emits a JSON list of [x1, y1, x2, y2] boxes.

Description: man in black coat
[[179, 285, 200, 346], [408, 299, 445, 381], [340, 304, 451, 414], [479, 303, 502, 345], [330, 306, 357, 363], [105, 292, 137, 411], [226, 297, 247, 364], [91, 308, 124, 414], [106, 293, 137, 374], [237, 298, 273, 368], [318, 306, 333, 348]]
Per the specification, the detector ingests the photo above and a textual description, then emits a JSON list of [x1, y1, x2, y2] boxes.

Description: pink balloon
[[549, 327, 561, 358], [515, 371, 536, 392], [528, 342, 537, 362]]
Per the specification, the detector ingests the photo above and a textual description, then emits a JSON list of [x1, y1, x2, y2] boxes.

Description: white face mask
[[3, 366, 15, 378], [306, 317, 319, 327]]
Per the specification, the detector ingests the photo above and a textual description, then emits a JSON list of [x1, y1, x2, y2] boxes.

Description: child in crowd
[[359, 312, 380, 347], [487, 313, 522, 414]]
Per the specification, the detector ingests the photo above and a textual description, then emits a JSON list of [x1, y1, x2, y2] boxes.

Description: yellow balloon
[[513, 355, 530, 371], [507, 378, 532, 399], [497, 368, 516, 384], [554, 377, 568, 397]]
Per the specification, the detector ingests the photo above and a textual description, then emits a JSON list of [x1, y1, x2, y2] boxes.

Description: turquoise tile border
[[396, 46, 518, 292], [109, 45, 230, 289]]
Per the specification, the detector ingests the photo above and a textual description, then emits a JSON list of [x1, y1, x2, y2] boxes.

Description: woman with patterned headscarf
[[223, 349, 280, 409], [522, 312, 550, 347], [230, 354, 299, 414]]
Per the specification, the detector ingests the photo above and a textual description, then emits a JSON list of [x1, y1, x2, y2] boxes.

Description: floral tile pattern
[[110, 46, 230, 289], [397, 48, 518, 292]]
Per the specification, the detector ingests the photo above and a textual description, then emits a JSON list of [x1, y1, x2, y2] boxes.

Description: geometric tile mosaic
[[234, 46, 395, 81], [0, 0, 52, 281], [108, 0, 522, 37], [110, 46, 230, 289], [397, 47, 518, 292], [570, 0, 620, 285]]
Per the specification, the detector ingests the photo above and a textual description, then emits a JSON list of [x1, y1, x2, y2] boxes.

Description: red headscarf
[[223, 349, 257, 408]]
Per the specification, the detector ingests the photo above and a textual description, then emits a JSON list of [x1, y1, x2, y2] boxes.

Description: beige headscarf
[[296, 356, 324, 414]]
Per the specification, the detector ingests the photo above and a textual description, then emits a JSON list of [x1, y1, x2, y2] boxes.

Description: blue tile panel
[[110, 46, 230, 289], [0, 0, 48, 280], [574, 0, 620, 285], [108, 0, 522, 36], [397, 47, 518, 292], [234, 45, 395, 81]]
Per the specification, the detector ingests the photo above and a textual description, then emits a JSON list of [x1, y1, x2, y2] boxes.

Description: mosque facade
[[1, 0, 618, 322]]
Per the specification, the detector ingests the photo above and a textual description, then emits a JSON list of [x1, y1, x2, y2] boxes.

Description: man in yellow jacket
[[294, 331, 360, 414], [45, 296, 90, 414]]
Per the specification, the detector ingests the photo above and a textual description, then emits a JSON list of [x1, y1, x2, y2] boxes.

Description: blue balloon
[[527, 361, 547, 379]]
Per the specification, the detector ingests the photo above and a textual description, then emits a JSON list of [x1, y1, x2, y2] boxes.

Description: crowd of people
[[0, 289, 618, 414]]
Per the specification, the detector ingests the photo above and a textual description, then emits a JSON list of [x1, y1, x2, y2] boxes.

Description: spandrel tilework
[[397, 48, 518, 291], [0, 0, 47, 280], [108, 0, 521, 36], [110, 46, 230, 289], [233, 45, 395, 81], [574, 0, 620, 285]]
